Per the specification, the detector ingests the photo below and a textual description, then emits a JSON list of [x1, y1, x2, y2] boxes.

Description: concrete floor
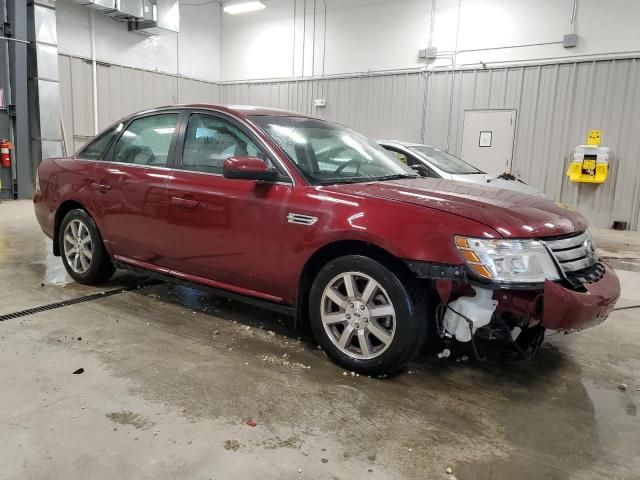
[[1, 200, 639, 480]]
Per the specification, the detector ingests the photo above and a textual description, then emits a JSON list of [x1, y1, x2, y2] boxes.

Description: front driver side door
[[163, 111, 292, 301]]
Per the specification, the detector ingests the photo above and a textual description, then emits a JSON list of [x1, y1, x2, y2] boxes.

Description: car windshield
[[409, 145, 484, 175], [251, 115, 416, 185]]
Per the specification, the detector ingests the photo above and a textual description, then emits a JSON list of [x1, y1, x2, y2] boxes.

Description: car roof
[[377, 139, 428, 148], [141, 104, 314, 119]]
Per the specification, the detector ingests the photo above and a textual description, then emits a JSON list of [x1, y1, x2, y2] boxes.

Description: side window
[[383, 146, 440, 177], [182, 113, 267, 174], [425, 166, 439, 178], [383, 146, 411, 166], [113, 114, 179, 166], [77, 123, 123, 160]]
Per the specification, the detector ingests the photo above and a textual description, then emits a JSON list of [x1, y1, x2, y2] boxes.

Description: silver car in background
[[378, 140, 546, 198]]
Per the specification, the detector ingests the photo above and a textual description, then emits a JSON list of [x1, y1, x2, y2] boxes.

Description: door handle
[[91, 182, 111, 193], [171, 196, 199, 209]]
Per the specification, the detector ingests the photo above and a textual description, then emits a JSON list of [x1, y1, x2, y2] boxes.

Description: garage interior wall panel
[[59, 54, 640, 229], [217, 73, 426, 142], [59, 55, 96, 153], [422, 59, 640, 230], [96, 64, 179, 129], [59, 54, 220, 152], [176, 78, 219, 105]]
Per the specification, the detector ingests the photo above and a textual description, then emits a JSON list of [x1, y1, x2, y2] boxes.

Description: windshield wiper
[[373, 174, 418, 181], [319, 174, 417, 185], [319, 178, 369, 185]]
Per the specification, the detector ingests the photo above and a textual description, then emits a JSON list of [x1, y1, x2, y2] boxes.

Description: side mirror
[[223, 156, 279, 181]]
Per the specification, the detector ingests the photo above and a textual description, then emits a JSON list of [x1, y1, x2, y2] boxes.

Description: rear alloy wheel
[[63, 219, 94, 275], [59, 209, 114, 285], [309, 255, 425, 376]]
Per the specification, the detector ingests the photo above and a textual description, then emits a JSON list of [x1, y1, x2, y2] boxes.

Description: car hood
[[322, 177, 587, 238], [449, 173, 546, 197]]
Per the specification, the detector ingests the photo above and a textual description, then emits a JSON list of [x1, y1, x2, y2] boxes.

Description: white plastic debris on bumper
[[443, 286, 498, 342]]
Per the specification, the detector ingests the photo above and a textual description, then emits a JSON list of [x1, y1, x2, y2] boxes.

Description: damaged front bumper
[[487, 261, 620, 333], [407, 259, 621, 344], [541, 261, 620, 332]]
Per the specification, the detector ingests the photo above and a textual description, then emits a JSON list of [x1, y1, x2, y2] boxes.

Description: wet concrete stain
[[106, 411, 156, 430], [260, 435, 303, 450]]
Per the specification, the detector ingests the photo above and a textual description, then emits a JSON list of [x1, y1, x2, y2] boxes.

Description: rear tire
[[309, 255, 425, 376], [59, 209, 114, 285]]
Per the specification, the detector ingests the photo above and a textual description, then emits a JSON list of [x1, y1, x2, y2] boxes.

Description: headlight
[[455, 236, 561, 283], [584, 230, 599, 261]]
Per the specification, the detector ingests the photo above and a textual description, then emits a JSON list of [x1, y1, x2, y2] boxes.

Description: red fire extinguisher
[[0, 140, 11, 168]]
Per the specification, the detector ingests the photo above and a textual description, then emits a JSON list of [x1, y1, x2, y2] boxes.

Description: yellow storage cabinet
[[567, 145, 610, 184]]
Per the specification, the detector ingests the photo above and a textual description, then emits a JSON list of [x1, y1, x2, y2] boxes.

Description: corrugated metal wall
[[424, 60, 640, 230], [59, 55, 219, 153], [218, 73, 427, 142], [58, 53, 640, 229]]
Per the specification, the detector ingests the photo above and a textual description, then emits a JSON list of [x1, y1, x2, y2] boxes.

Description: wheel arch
[[296, 240, 419, 324]]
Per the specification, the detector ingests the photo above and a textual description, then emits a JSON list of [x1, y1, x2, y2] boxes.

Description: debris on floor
[[223, 439, 240, 451], [260, 354, 310, 371], [437, 348, 451, 358], [246, 418, 257, 427], [618, 383, 628, 391], [72, 368, 84, 374]]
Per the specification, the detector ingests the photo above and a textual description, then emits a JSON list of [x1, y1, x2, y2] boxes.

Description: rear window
[[112, 114, 179, 167]]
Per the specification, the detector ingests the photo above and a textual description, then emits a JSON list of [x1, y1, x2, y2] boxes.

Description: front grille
[[544, 231, 598, 274], [567, 262, 606, 284]]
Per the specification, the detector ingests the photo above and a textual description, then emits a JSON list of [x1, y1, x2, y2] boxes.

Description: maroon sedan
[[33, 105, 620, 375]]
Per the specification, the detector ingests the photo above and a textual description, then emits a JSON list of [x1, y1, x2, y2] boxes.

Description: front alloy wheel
[[321, 272, 396, 360], [309, 255, 426, 376]]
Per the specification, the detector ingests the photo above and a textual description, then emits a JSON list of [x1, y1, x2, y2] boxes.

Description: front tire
[[59, 209, 114, 285], [309, 255, 425, 376]]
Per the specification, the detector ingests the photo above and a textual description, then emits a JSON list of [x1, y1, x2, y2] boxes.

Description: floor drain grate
[[0, 283, 156, 322]]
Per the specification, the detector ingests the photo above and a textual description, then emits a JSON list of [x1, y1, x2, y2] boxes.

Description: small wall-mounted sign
[[586, 129, 601, 146], [0, 88, 5, 110], [479, 130, 492, 147]]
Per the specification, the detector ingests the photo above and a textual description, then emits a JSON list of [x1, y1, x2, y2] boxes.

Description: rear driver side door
[[93, 112, 180, 265]]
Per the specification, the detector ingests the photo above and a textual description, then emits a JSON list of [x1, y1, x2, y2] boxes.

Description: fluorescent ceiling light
[[223, 1, 266, 14]]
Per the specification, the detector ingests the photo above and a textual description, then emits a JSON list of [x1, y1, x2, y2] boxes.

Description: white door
[[461, 110, 516, 175]]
